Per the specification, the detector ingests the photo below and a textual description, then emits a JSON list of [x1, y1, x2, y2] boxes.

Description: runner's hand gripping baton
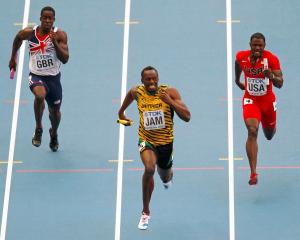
[[10, 69, 15, 80], [117, 119, 133, 126]]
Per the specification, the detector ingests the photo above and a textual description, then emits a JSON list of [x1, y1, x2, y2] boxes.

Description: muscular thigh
[[44, 73, 62, 108], [260, 99, 277, 129], [243, 97, 261, 122], [29, 73, 62, 108], [156, 142, 173, 170], [138, 139, 173, 169]]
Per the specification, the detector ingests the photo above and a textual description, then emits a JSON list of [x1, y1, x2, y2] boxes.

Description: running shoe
[[32, 128, 43, 147], [248, 173, 258, 185], [49, 128, 59, 152], [163, 180, 172, 189], [138, 212, 150, 230]]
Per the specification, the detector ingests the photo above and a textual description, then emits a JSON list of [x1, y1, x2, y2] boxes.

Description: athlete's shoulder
[[164, 86, 182, 100], [55, 28, 68, 39], [18, 27, 34, 40], [134, 85, 144, 99], [136, 84, 144, 91], [264, 50, 281, 69], [264, 50, 279, 60], [55, 27, 67, 34], [236, 50, 250, 61], [263, 50, 277, 57]]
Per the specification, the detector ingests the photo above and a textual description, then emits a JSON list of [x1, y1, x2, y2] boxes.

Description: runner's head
[[141, 66, 159, 93], [40, 6, 55, 33], [249, 32, 266, 58]]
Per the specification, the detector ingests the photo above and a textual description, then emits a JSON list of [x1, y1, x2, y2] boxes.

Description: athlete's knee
[[247, 126, 258, 139], [144, 166, 155, 177], [35, 94, 45, 103], [49, 107, 61, 116], [158, 167, 172, 182], [160, 173, 172, 183]]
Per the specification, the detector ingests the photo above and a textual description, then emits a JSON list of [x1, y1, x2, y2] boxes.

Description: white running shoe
[[138, 212, 150, 230], [163, 180, 172, 189]]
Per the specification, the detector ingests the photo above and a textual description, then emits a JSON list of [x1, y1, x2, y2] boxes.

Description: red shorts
[[242, 93, 277, 129]]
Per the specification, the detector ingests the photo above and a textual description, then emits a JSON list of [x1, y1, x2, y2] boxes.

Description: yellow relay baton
[[117, 119, 133, 126]]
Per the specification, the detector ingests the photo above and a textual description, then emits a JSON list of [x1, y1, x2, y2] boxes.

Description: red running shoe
[[248, 173, 258, 185]]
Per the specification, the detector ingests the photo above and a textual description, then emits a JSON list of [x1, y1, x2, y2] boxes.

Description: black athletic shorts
[[29, 72, 62, 108], [138, 139, 173, 169]]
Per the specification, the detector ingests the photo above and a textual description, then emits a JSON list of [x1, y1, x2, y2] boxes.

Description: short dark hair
[[141, 66, 158, 78], [250, 32, 265, 42], [41, 6, 55, 16]]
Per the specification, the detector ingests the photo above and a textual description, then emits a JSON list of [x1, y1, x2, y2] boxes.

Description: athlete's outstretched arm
[[50, 30, 69, 64], [118, 87, 137, 122], [9, 28, 33, 70], [159, 88, 191, 122], [235, 60, 245, 90]]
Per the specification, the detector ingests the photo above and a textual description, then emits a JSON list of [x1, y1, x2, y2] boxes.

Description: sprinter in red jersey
[[235, 32, 284, 185]]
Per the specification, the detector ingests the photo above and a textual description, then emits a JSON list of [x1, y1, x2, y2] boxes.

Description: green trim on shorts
[[164, 153, 173, 169], [138, 139, 155, 153]]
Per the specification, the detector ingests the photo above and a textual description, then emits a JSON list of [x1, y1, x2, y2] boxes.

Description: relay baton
[[117, 119, 133, 126], [263, 58, 269, 85], [10, 69, 15, 80]]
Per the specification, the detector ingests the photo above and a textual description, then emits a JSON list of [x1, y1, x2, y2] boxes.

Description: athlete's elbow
[[276, 81, 283, 89], [61, 56, 69, 64], [182, 112, 191, 122]]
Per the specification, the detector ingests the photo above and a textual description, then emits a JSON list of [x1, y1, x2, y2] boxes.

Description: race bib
[[143, 110, 165, 130], [35, 54, 55, 70], [247, 77, 267, 96]]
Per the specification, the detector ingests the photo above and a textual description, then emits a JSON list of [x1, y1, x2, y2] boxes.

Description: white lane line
[[114, 1, 131, 240], [0, 1, 31, 240], [225, 0, 235, 239]]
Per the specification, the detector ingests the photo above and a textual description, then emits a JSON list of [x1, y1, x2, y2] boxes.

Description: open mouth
[[148, 85, 157, 91], [252, 50, 262, 57]]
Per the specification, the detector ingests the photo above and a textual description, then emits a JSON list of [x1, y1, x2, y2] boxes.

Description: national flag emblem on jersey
[[243, 98, 253, 105], [29, 36, 55, 56]]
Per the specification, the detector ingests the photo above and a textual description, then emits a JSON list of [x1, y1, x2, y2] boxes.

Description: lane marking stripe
[[3, 99, 29, 104], [225, 0, 236, 239], [219, 157, 243, 161], [0, 161, 23, 164], [128, 167, 224, 171], [1, 1, 31, 239], [115, 1, 131, 240], [109, 160, 133, 163], [239, 166, 300, 170], [217, 20, 240, 23], [115, 20, 139, 25], [14, 22, 36, 26], [16, 168, 113, 173]]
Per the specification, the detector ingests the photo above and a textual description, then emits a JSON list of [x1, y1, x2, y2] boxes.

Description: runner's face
[[40, 11, 55, 33], [250, 38, 265, 58], [142, 70, 158, 93]]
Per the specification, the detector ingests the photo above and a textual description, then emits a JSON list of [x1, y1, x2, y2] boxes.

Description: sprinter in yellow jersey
[[118, 66, 191, 230]]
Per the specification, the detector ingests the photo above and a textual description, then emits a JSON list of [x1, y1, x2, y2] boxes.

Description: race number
[[143, 110, 165, 130]]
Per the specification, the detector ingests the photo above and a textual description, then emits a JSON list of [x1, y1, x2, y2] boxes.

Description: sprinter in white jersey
[[9, 6, 69, 151]]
